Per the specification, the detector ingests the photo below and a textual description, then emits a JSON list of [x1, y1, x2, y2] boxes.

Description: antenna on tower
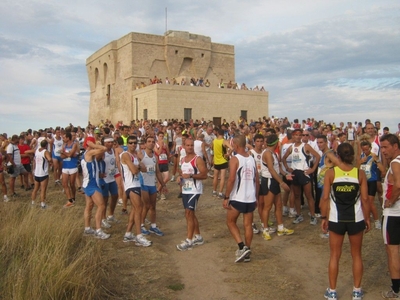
[[165, 7, 168, 33]]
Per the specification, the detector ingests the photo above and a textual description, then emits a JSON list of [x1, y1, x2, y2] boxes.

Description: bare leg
[[328, 231, 345, 289]]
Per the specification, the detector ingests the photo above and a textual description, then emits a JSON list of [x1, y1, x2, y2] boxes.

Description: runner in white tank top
[[223, 135, 259, 263], [31, 139, 52, 208], [120, 135, 152, 247]]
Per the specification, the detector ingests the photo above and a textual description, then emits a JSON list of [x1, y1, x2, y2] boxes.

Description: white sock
[[151, 223, 157, 228], [85, 227, 91, 231], [278, 224, 284, 231]]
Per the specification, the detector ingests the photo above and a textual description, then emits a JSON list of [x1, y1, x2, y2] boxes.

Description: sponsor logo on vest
[[336, 185, 356, 192]]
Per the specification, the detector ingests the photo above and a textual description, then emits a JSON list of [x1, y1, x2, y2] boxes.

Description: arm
[[120, 152, 140, 175], [384, 161, 400, 208], [7, 145, 15, 166], [114, 147, 123, 175], [223, 139, 232, 158], [84, 145, 107, 162], [325, 150, 339, 167], [371, 153, 386, 174], [188, 156, 208, 180], [282, 145, 293, 172], [154, 143, 162, 156], [305, 144, 320, 174], [44, 150, 53, 163], [358, 169, 371, 232], [320, 168, 334, 233], [201, 142, 210, 166], [155, 160, 167, 190], [223, 156, 239, 209], [30, 139, 37, 149], [263, 151, 289, 192]]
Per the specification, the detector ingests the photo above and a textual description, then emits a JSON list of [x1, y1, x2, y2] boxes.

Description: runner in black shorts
[[320, 143, 370, 300]]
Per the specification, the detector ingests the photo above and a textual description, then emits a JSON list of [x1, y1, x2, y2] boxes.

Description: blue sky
[[0, 0, 399, 135]]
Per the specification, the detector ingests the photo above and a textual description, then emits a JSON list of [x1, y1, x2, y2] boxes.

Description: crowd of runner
[[1, 116, 400, 299]]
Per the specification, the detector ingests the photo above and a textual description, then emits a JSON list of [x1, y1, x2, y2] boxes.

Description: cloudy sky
[[1, 0, 399, 135]]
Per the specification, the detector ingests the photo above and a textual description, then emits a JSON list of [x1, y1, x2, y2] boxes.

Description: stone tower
[[86, 30, 268, 125]]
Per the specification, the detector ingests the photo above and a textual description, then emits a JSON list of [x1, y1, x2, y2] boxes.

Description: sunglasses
[[128, 141, 138, 145]]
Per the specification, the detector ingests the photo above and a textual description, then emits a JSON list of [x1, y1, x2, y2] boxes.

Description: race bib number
[[183, 180, 194, 191], [160, 154, 167, 161], [146, 165, 155, 175], [292, 154, 300, 162], [360, 164, 371, 180]]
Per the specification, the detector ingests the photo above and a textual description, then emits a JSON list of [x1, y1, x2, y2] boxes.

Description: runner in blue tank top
[[81, 139, 109, 239]]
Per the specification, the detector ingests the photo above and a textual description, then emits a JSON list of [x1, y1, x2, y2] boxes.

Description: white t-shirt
[[6, 143, 21, 165]]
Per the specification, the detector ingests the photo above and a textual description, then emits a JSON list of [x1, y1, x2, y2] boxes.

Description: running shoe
[[207, 172, 214, 178], [252, 223, 259, 234], [244, 252, 251, 262], [282, 206, 289, 217], [381, 289, 400, 299], [64, 201, 74, 208], [176, 239, 193, 251], [375, 220, 382, 230], [315, 213, 321, 218], [320, 232, 330, 239], [101, 219, 112, 229], [352, 289, 364, 300], [135, 235, 152, 247], [121, 209, 128, 215], [218, 192, 224, 199], [123, 233, 136, 243], [107, 215, 121, 223], [160, 194, 166, 200], [289, 211, 297, 218], [192, 235, 204, 245], [95, 229, 111, 240], [117, 199, 123, 206], [262, 230, 272, 241], [310, 216, 318, 225], [324, 288, 337, 300], [212, 191, 217, 197], [235, 246, 251, 263], [3, 195, 10, 202], [170, 175, 175, 182], [141, 226, 150, 235], [84, 228, 96, 235], [149, 226, 164, 236], [40, 204, 47, 209], [292, 215, 304, 224], [277, 227, 294, 236]]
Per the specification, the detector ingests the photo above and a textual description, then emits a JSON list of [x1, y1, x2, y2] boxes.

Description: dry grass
[[0, 202, 116, 300]]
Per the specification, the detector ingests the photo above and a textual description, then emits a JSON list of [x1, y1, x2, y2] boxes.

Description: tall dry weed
[[0, 203, 114, 300]]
